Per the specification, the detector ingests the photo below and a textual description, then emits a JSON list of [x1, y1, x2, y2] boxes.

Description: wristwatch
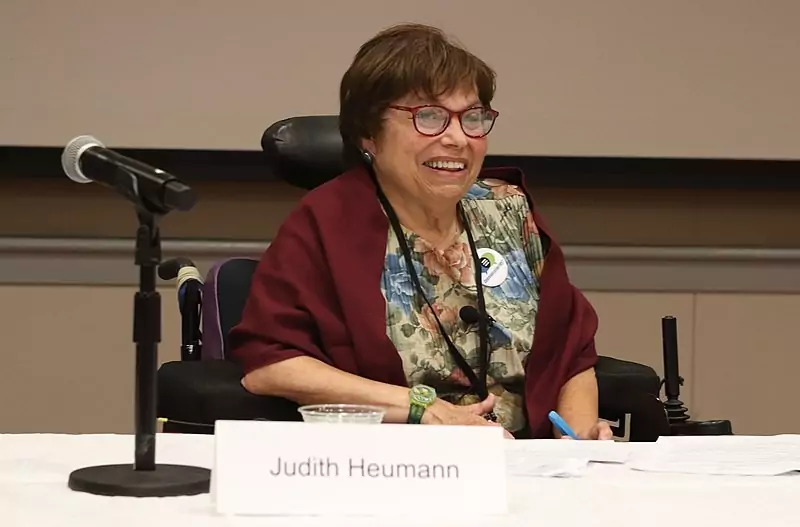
[[407, 385, 436, 424]]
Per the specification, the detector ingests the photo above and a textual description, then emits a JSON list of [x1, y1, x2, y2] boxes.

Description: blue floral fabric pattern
[[380, 179, 546, 432]]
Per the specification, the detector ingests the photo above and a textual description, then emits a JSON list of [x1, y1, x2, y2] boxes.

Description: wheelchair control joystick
[[661, 316, 733, 436], [661, 316, 689, 424]]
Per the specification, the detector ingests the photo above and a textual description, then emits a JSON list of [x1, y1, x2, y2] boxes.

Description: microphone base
[[670, 419, 733, 436], [68, 463, 210, 497]]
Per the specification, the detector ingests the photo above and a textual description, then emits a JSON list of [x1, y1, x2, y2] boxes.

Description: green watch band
[[408, 384, 436, 424]]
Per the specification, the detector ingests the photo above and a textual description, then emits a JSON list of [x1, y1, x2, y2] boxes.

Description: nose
[[439, 116, 468, 148]]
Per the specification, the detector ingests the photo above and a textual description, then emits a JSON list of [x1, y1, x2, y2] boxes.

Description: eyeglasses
[[389, 104, 499, 138]]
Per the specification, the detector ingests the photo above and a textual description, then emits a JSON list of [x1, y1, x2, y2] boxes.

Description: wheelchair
[[156, 116, 730, 441]]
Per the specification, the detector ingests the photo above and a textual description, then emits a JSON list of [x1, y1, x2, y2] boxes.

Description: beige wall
[[2, 1, 799, 159], [1, 180, 798, 437], [3, 273, 799, 437], [589, 292, 800, 436], [3, 178, 800, 248]]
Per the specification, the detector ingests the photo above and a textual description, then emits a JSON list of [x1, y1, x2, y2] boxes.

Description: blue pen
[[548, 410, 580, 440]]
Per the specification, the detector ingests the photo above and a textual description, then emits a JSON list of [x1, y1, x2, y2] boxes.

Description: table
[[1, 433, 798, 526]]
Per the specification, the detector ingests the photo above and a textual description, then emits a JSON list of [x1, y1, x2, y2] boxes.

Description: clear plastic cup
[[297, 404, 386, 424]]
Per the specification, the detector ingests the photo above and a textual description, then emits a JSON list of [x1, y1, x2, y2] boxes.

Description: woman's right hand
[[421, 394, 514, 439]]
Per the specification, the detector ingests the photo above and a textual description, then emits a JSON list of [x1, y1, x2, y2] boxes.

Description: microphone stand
[[68, 205, 210, 497], [661, 316, 733, 436]]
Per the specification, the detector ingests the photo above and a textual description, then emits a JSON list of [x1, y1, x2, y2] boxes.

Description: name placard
[[212, 420, 508, 517]]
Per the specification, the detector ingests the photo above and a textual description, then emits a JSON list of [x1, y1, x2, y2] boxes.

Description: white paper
[[505, 452, 589, 477], [505, 439, 631, 477], [628, 434, 800, 476]]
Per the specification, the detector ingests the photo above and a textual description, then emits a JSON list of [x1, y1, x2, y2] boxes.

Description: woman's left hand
[[585, 420, 614, 440], [561, 420, 614, 440]]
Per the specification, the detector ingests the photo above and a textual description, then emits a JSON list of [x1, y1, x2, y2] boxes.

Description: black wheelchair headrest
[[261, 115, 351, 190]]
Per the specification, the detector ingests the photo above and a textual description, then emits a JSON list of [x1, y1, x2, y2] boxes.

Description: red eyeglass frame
[[389, 104, 499, 138]]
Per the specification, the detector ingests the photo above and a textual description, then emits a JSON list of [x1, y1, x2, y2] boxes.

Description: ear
[[360, 137, 377, 156]]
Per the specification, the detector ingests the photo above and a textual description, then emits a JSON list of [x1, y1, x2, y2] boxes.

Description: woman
[[230, 23, 612, 440]]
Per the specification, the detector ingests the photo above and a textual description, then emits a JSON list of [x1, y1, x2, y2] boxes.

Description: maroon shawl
[[229, 165, 598, 438]]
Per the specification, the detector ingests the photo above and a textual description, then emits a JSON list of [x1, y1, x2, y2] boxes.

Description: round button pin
[[476, 248, 508, 287]]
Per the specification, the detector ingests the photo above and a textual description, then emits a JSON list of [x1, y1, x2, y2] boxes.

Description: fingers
[[481, 393, 497, 413], [560, 421, 614, 440], [468, 413, 496, 426], [464, 393, 496, 416], [460, 409, 502, 428], [425, 400, 514, 438], [595, 421, 614, 440]]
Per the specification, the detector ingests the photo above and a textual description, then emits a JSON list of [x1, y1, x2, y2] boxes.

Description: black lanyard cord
[[373, 180, 492, 402]]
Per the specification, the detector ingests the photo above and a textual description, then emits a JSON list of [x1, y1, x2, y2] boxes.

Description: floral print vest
[[380, 179, 546, 432]]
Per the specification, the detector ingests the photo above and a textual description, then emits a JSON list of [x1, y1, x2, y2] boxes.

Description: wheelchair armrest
[[595, 355, 669, 441], [157, 360, 301, 425], [595, 355, 660, 396]]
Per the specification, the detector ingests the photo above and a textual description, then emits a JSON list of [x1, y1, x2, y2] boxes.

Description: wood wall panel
[[693, 294, 800, 435]]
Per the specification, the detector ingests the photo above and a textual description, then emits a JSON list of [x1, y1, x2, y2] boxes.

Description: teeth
[[424, 160, 466, 171]]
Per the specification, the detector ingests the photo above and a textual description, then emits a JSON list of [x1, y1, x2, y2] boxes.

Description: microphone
[[459, 306, 512, 348], [61, 135, 196, 213], [158, 257, 203, 361], [158, 257, 203, 303], [459, 306, 484, 325]]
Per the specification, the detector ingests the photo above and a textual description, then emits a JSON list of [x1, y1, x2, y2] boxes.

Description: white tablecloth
[[1, 433, 798, 526]]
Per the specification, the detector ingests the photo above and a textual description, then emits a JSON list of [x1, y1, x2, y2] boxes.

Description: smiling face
[[362, 89, 491, 207]]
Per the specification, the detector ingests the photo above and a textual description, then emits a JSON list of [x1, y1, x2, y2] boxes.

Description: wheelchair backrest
[[202, 257, 259, 360]]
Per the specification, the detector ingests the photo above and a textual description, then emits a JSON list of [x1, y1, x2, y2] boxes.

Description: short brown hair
[[339, 23, 496, 164]]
